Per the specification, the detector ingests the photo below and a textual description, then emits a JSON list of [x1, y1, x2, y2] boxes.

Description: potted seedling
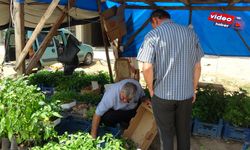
[[192, 85, 226, 138], [223, 89, 250, 142]]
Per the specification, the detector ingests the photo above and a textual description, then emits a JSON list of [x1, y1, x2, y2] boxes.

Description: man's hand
[[142, 63, 154, 97], [192, 93, 196, 103], [91, 114, 101, 138], [193, 62, 201, 103], [142, 97, 151, 106], [149, 89, 154, 97]]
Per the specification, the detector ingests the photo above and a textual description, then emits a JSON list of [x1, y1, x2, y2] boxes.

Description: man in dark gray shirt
[[137, 9, 204, 150]]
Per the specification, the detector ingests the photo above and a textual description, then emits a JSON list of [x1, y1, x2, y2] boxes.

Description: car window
[[65, 33, 80, 46], [37, 33, 54, 46], [54, 34, 64, 45]]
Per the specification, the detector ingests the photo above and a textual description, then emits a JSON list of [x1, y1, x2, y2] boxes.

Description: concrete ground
[[0, 45, 249, 150], [149, 134, 243, 150]]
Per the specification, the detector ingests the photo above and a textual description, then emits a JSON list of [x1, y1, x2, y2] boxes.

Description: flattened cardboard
[[123, 103, 157, 150]]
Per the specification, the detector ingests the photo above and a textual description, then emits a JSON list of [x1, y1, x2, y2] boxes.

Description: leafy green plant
[[32, 132, 126, 150], [28, 70, 63, 87], [78, 93, 102, 105], [0, 77, 61, 145], [50, 90, 79, 103], [223, 89, 250, 128], [50, 91, 102, 105], [192, 85, 226, 123], [121, 138, 137, 150], [28, 71, 110, 92], [85, 106, 96, 120], [144, 88, 150, 98]]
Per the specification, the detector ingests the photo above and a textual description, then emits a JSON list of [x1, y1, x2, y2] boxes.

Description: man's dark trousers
[[151, 95, 192, 150], [101, 108, 137, 128]]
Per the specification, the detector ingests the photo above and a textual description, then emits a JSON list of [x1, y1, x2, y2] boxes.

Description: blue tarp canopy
[[4, 0, 250, 57], [104, 1, 250, 57]]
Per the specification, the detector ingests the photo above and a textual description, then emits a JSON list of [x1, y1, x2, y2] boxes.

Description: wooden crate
[[123, 103, 157, 150]]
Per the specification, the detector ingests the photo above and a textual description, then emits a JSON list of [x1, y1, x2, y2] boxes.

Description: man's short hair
[[121, 82, 137, 100], [150, 9, 171, 21]]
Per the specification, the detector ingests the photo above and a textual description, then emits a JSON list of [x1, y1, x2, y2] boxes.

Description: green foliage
[[78, 93, 102, 105], [85, 106, 97, 120], [0, 77, 61, 144], [121, 138, 137, 150], [223, 89, 250, 128], [50, 90, 79, 103], [28, 70, 63, 87], [144, 88, 150, 98], [28, 71, 110, 92], [192, 85, 226, 123], [32, 132, 126, 150], [50, 91, 102, 105]]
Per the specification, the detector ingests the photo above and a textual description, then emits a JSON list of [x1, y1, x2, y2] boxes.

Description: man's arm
[[193, 62, 201, 103], [142, 62, 154, 97], [91, 113, 101, 138]]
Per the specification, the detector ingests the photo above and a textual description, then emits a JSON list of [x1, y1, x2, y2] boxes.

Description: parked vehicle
[[4, 28, 94, 66]]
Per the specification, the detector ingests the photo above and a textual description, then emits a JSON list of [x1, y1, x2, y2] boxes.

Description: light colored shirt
[[137, 20, 204, 100], [95, 79, 145, 116]]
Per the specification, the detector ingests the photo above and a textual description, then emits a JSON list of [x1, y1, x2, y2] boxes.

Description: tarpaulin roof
[[0, 0, 103, 30], [1, 0, 250, 57], [105, 1, 250, 57]]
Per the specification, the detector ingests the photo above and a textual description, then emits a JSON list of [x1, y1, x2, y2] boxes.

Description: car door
[[63, 33, 87, 61], [4, 28, 16, 62], [35, 32, 58, 66]]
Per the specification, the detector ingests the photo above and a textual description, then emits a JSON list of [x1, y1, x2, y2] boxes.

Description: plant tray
[[55, 116, 91, 135], [97, 126, 122, 138], [38, 85, 55, 97], [61, 101, 77, 110], [192, 118, 223, 138], [53, 118, 61, 127], [242, 143, 249, 150], [223, 123, 250, 142], [246, 131, 250, 143]]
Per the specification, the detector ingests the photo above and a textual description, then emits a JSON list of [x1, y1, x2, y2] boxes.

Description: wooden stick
[[15, 0, 60, 70], [14, 1, 25, 74], [97, 0, 114, 83], [235, 30, 250, 51], [113, 0, 250, 3], [124, 18, 151, 49], [125, 5, 250, 11], [25, 0, 75, 74]]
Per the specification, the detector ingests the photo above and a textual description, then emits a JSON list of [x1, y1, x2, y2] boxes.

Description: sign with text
[[208, 12, 243, 29]]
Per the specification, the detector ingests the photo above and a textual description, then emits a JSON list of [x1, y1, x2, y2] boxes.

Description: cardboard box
[[114, 58, 131, 81], [102, 4, 125, 20], [103, 16, 124, 32], [102, 4, 126, 42], [106, 22, 127, 41], [102, 6, 117, 20], [103, 4, 125, 32], [123, 103, 157, 150]]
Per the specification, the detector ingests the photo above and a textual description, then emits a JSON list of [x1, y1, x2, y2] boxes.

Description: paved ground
[[150, 134, 243, 150], [0, 45, 249, 150]]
